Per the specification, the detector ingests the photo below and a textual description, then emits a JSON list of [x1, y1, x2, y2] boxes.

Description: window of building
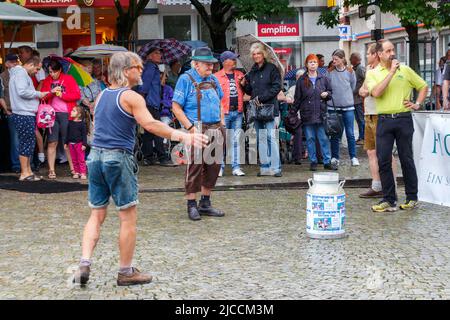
[[163, 15, 191, 41]]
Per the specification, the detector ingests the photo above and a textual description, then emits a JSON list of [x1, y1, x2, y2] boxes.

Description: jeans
[[329, 109, 357, 160], [354, 103, 365, 140], [376, 115, 417, 204], [303, 124, 331, 165], [254, 119, 281, 174], [7, 115, 20, 170], [87, 147, 139, 210], [222, 111, 243, 171]]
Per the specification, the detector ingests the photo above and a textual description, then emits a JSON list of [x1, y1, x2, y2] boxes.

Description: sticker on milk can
[[306, 193, 346, 235]]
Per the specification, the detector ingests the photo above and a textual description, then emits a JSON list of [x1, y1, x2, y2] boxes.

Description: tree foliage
[[190, 0, 295, 52], [114, 0, 151, 49], [318, 0, 450, 72]]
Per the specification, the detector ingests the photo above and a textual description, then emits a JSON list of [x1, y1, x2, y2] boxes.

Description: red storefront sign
[[257, 24, 300, 38], [20, 0, 128, 8], [274, 48, 293, 55]]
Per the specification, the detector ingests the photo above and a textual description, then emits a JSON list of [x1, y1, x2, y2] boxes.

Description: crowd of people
[[1, 39, 445, 287]]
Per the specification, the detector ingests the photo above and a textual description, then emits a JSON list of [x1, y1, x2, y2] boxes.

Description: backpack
[[36, 102, 56, 131]]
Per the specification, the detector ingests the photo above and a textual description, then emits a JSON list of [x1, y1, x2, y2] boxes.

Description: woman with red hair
[[293, 54, 336, 171]]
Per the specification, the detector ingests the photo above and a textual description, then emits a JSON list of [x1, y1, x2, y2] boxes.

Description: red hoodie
[[41, 73, 81, 119]]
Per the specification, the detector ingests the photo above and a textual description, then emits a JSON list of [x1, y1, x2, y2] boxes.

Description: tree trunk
[[405, 24, 419, 74], [210, 30, 227, 53]]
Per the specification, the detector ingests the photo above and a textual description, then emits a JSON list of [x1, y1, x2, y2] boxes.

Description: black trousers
[[376, 114, 418, 204], [142, 107, 165, 161]]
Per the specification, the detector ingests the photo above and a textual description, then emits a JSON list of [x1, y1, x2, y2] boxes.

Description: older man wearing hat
[[214, 51, 246, 177], [138, 46, 174, 166], [1, 54, 21, 173], [172, 47, 226, 221]]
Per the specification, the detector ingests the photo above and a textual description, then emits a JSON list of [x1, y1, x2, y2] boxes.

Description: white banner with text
[[413, 112, 450, 207]]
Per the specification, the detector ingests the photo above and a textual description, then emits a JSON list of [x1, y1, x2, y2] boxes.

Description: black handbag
[[324, 98, 343, 137], [248, 99, 275, 122], [284, 107, 301, 134]]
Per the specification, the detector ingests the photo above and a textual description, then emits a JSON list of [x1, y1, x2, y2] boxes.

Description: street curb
[[140, 177, 405, 193]]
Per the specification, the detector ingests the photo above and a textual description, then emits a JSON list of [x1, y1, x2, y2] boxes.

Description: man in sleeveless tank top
[[73, 52, 208, 286]]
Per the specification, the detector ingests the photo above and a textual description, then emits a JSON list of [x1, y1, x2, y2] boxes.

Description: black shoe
[[274, 172, 282, 177], [159, 158, 176, 167], [143, 158, 156, 166], [310, 162, 318, 171], [294, 160, 302, 165], [188, 206, 201, 221], [198, 202, 225, 217], [324, 163, 338, 170]]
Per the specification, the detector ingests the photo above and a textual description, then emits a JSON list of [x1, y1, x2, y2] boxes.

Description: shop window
[[163, 16, 191, 41], [4, 24, 33, 43], [257, 15, 298, 25]]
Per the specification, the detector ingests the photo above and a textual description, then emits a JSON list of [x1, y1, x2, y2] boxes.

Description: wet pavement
[[0, 151, 449, 300]]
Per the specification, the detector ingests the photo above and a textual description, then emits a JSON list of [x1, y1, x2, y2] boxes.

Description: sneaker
[[232, 168, 245, 176], [399, 200, 418, 210], [356, 139, 365, 145], [143, 158, 156, 166], [38, 153, 45, 163], [359, 188, 383, 198], [117, 267, 153, 286], [72, 174, 80, 179], [310, 162, 318, 171], [324, 162, 338, 170], [351, 157, 360, 166], [73, 265, 90, 285], [218, 168, 223, 177], [331, 158, 340, 166], [371, 201, 397, 212]]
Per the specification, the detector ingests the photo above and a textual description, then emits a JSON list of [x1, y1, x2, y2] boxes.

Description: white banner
[[413, 112, 450, 207]]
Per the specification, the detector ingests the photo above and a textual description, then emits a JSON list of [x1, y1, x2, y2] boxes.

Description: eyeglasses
[[128, 65, 143, 72]]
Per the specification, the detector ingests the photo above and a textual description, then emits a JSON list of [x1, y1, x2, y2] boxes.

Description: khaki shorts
[[364, 115, 378, 150]]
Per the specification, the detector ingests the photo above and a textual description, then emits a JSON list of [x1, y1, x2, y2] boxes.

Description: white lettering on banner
[[413, 113, 450, 207], [257, 24, 300, 37], [261, 26, 297, 36], [29, 0, 73, 3], [66, 5, 81, 30]]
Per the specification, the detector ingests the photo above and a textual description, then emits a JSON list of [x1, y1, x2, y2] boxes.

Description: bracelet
[[187, 124, 194, 131]]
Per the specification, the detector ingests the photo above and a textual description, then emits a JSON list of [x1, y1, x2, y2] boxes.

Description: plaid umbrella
[[138, 39, 192, 65]]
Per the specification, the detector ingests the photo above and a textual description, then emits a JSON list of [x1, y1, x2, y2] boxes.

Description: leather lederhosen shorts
[[185, 122, 226, 194]]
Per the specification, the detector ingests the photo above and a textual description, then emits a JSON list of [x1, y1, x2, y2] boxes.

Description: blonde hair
[[108, 51, 142, 87], [367, 43, 377, 55], [250, 42, 269, 60]]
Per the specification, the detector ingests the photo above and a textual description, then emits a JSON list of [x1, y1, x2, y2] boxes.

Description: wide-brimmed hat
[[191, 47, 218, 63]]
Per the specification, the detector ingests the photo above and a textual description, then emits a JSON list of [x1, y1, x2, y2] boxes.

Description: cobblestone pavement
[[0, 182, 449, 299]]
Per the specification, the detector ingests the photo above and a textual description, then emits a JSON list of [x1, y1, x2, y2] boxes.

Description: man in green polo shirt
[[366, 40, 428, 212]]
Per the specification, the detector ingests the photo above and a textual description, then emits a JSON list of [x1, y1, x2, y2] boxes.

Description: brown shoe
[[73, 265, 90, 285], [359, 188, 383, 198], [117, 268, 153, 286]]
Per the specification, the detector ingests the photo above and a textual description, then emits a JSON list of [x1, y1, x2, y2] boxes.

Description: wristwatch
[[415, 102, 424, 109]]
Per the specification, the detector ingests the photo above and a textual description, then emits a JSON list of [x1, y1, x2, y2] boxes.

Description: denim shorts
[[87, 147, 139, 210]]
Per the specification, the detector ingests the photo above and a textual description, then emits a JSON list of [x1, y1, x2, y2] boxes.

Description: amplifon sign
[[20, 0, 129, 7], [273, 48, 293, 55], [257, 24, 300, 38]]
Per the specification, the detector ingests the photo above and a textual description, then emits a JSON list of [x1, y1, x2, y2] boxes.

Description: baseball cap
[[220, 51, 239, 63], [5, 53, 19, 62]]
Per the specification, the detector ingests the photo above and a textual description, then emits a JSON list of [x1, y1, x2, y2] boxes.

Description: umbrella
[[181, 40, 208, 50], [71, 44, 128, 58], [42, 55, 94, 87], [138, 39, 192, 65], [284, 68, 302, 81], [236, 34, 285, 78]]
